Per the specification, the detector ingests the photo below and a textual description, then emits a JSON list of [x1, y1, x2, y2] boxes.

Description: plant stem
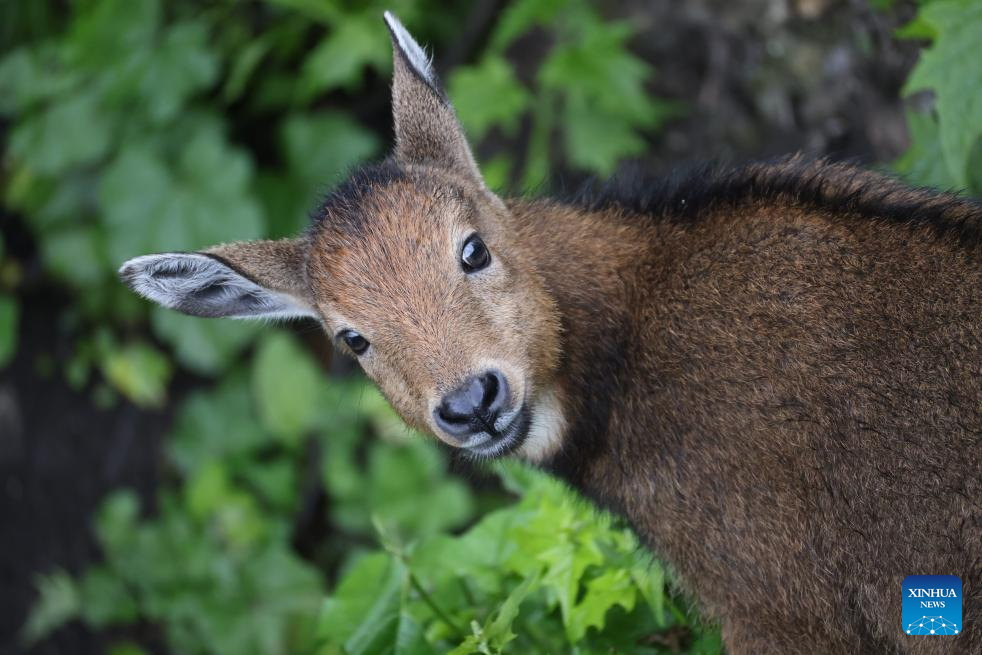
[[408, 570, 466, 637]]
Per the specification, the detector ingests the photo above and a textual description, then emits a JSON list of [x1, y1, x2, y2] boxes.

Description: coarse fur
[[119, 14, 981, 654]]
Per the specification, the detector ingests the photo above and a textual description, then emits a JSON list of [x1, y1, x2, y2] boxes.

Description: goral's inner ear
[[384, 11, 486, 188], [118, 239, 318, 321]]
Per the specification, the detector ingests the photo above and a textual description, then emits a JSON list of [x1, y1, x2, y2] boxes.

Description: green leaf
[[239, 456, 299, 512], [94, 490, 141, 551], [282, 110, 380, 195], [0, 46, 75, 115], [224, 38, 271, 102], [447, 575, 536, 655], [78, 566, 139, 627], [167, 371, 269, 475], [262, 112, 379, 237], [66, 0, 160, 70], [299, 12, 389, 99], [483, 574, 537, 650], [139, 21, 219, 123], [39, 225, 107, 286], [394, 610, 436, 655], [0, 294, 19, 368], [316, 553, 406, 654], [100, 126, 263, 265], [362, 441, 476, 537], [538, 19, 675, 175], [184, 460, 233, 521], [566, 569, 636, 642], [562, 93, 647, 175], [151, 308, 259, 377], [239, 547, 324, 650], [8, 88, 114, 174], [895, 109, 959, 190], [903, 0, 982, 187], [449, 56, 529, 140], [107, 643, 151, 655], [252, 332, 322, 443], [632, 561, 668, 627], [100, 340, 172, 408], [22, 571, 80, 644], [967, 135, 982, 196], [489, 0, 569, 51], [411, 509, 517, 598], [262, 0, 340, 24]]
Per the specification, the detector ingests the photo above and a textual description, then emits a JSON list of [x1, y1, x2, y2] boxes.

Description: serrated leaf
[[299, 12, 389, 99], [538, 19, 674, 175], [489, 0, 569, 51], [411, 509, 516, 598], [566, 569, 636, 642], [562, 93, 647, 175], [449, 56, 529, 140], [903, 0, 982, 187]]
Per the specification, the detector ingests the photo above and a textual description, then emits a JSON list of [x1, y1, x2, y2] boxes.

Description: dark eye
[[339, 329, 369, 355], [460, 234, 491, 273]]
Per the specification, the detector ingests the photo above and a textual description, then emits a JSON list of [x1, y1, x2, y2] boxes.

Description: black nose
[[434, 370, 510, 440]]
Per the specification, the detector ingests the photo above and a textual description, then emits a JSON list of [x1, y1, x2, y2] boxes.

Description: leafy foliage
[[897, 0, 982, 195], [449, 0, 679, 187], [314, 467, 721, 655], [9, 0, 969, 653], [27, 335, 717, 653]]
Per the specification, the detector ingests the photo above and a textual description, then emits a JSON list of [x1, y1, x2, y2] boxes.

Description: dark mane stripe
[[309, 159, 407, 232], [571, 156, 982, 247]]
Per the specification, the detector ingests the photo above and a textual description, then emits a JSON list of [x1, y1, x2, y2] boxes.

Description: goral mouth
[[463, 404, 532, 459]]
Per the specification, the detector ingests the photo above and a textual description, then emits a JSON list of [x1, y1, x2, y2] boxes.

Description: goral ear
[[118, 239, 319, 321], [384, 11, 486, 188]]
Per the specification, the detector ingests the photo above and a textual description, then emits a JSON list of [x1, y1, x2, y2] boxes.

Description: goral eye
[[460, 234, 491, 273], [339, 329, 370, 355]]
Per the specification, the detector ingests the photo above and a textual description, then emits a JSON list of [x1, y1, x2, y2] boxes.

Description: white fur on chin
[[517, 387, 566, 463]]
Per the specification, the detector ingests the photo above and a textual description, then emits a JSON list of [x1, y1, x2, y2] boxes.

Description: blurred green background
[[1, 0, 979, 654]]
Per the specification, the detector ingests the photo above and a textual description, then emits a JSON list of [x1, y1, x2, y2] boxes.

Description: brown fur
[[300, 155, 981, 652], [512, 159, 981, 654], [120, 17, 981, 654]]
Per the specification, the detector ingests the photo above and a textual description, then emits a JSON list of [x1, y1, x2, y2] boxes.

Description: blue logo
[[902, 575, 962, 636]]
